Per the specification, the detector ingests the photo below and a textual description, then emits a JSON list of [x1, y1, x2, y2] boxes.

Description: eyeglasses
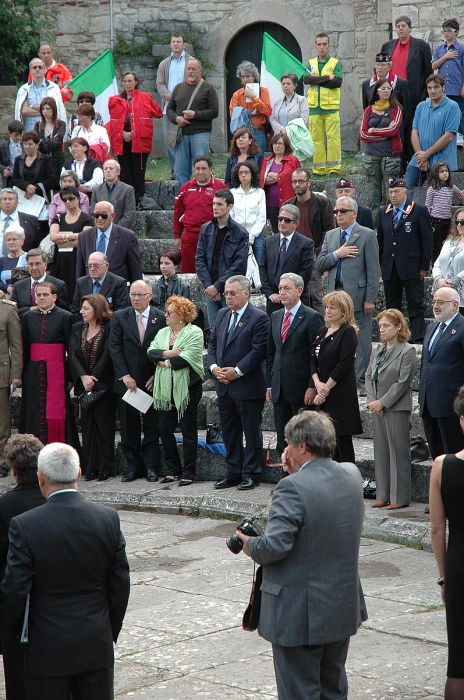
[[165, 309, 178, 316], [456, 220, 464, 226], [238, 171, 251, 176], [291, 179, 309, 185], [333, 209, 353, 214], [273, 142, 285, 147], [224, 291, 241, 297], [378, 86, 392, 91], [277, 216, 294, 223], [443, 28, 457, 33], [130, 292, 151, 298], [62, 196, 77, 202], [93, 212, 109, 219], [87, 263, 106, 269], [433, 300, 454, 306], [31, 66, 43, 70]]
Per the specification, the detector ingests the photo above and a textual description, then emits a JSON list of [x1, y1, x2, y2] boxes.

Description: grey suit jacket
[[248, 456, 366, 646], [90, 180, 136, 229], [316, 222, 380, 311], [365, 342, 417, 411]]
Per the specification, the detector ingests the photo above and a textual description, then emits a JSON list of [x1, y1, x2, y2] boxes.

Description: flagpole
[[109, 0, 114, 50]]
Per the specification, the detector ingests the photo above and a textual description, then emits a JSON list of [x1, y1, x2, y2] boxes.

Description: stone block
[[139, 240, 173, 273], [159, 180, 179, 209], [145, 180, 161, 203], [323, 6, 354, 30], [132, 212, 147, 238], [338, 32, 355, 60], [145, 210, 174, 239]]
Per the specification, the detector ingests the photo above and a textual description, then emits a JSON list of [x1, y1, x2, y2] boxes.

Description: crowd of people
[[0, 20, 464, 699]]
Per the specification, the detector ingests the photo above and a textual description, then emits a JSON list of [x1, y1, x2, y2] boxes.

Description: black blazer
[[109, 305, 166, 393], [18, 212, 40, 250], [64, 156, 102, 185], [207, 303, 269, 400], [11, 152, 55, 203], [76, 224, 143, 284], [0, 491, 130, 677], [259, 232, 314, 306], [0, 139, 24, 188], [69, 321, 115, 395], [267, 303, 325, 404], [377, 199, 433, 280], [380, 37, 433, 108], [357, 204, 375, 230], [72, 271, 130, 321], [11, 273, 70, 318]]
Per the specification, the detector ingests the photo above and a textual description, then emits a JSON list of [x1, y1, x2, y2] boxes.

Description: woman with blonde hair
[[148, 296, 204, 486], [365, 308, 417, 509], [433, 207, 464, 314], [310, 290, 362, 462]]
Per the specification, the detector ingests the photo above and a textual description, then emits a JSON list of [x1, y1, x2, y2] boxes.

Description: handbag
[[246, 248, 261, 292], [363, 477, 376, 499], [206, 423, 223, 444], [242, 563, 263, 632], [39, 233, 55, 263], [78, 382, 108, 409], [410, 435, 430, 463], [168, 80, 204, 148], [410, 171, 428, 205]]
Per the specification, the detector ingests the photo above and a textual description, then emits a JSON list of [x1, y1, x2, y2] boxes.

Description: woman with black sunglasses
[[49, 186, 94, 300], [433, 207, 464, 315]]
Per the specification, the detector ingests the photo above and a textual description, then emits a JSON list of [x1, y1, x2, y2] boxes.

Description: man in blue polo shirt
[[405, 74, 461, 189], [432, 18, 464, 147]]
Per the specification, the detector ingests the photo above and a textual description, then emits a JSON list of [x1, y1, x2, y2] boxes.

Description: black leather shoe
[[160, 477, 176, 484], [179, 479, 193, 486], [121, 471, 139, 482], [97, 473, 108, 481], [85, 472, 97, 481], [238, 478, 259, 491], [214, 478, 240, 490], [146, 469, 159, 482]]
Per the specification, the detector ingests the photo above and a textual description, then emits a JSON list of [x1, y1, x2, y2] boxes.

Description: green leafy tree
[[0, 0, 55, 84]]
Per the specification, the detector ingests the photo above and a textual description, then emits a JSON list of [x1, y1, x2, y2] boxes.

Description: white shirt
[[428, 313, 459, 351], [70, 123, 110, 148], [134, 306, 150, 329]]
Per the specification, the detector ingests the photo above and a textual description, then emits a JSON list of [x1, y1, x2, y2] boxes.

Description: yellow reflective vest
[[306, 57, 340, 110]]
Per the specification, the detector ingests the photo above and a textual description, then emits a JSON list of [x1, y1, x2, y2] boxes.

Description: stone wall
[[10, 0, 464, 152]]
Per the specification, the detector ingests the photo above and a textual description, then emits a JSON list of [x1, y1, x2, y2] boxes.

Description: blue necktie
[[93, 280, 101, 294], [336, 230, 348, 283], [429, 322, 446, 356], [225, 312, 239, 346], [2, 216, 11, 255], [392, 207, 401, 230], [97, 232, 106, 253]]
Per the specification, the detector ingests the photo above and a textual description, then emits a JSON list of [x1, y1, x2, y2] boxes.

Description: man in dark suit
[[109, 279, 166, 483], [377, 178, 433, 343], [316, 197, 380, 394], [266, 272, 324, 456], [259, 204, 314, 315], [0, 121, 24, 188], [0, 442, 130, 700], [90, 159, 136, 229], [72, 251, 130, 321], [334, 178, 374, 230], [76, 200, 142, 283], [238, 410, 366, 700], [419, 288, 464, 460], [208, 275, 269, 490], [0, 188, 40, 252], [11, 248, 69, 318]]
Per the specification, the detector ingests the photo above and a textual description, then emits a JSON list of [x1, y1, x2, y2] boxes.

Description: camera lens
[[226, 534, 243, 554]]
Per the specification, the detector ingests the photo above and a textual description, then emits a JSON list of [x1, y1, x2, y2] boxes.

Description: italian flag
[[67, 50, 118, 127], [260, 33, 308, 107]]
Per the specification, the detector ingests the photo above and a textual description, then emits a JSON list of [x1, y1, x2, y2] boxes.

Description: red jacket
[[260, 154, 301, 207], [108, 90, 162, 155], [173, 177, 228, 239], [359, 105, 403, 155]]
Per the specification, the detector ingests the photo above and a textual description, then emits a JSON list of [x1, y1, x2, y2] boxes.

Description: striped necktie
[[281, 310, 291, 342]]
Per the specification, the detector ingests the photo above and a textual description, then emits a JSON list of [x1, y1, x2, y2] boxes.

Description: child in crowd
[[0, 120, 24, 187], [425, 161, 464, 263]]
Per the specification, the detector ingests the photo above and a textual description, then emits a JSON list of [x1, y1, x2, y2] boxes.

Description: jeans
[[252, 232, 264, 263], [251, 127, 267, 154], [175, 132, 212, 186], [362, 154, 401, 227], [205, 293, 227, 331], [163, 114, 176, 175], [404, 163, 421, 189]]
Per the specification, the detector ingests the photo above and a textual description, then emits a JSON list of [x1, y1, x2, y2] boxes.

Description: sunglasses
[[277, 216, 294, 223], [333, 209, 353, 214], [62, 195, 77, 202], [456, 220, 464, 225], [93, 212, 109, 219]]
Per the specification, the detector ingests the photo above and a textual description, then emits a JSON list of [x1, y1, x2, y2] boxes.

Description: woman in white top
[[230, 160, 266, 262], [269, 73, 309, 135], [62, 137, 103, 195], [433, 208, 464, 313], [70, 103, 110, 149]]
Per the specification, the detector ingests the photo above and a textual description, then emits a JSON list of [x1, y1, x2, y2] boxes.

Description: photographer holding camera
[[235, 410, 367, 700]]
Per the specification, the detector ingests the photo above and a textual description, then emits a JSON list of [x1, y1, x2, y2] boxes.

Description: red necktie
[[137, 313, 145, 344], [30, 281, 38, 305], [281, 310, 291, 342]]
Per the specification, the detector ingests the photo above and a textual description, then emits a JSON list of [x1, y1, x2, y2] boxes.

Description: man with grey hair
[[208, 275, 269, 490], [72, 251, 130, 320], [259, 203, 315, 315], [317, 196, 380, 395], [167, 59, 219, 186], [237, 410, 366, 700], [0, 442, 130, 699], [229, 60, 271, 153], [90, 159, 136, 229], [76, 199, 142, 283], [11, 247, 69, 318], [14, 58, 66, 131], [0, 187, 39, 252], [266, 272, 324, 456]]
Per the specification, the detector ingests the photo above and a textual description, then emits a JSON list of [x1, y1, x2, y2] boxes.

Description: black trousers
[[333, 435, 356, 464], [25, 666, 114, 700], [118, 141, 148, 201], [218, 393, 265, 482], [273, 392, 308, 456], [421, 397, 464, 461], [383, 263, 425, 343], [0, 628, 27, 700], [431, 218, 451, 265], [158, 381, 202, 480], [118, 399, 160, 476]]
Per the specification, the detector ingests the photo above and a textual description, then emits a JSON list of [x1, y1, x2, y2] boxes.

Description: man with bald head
[[76, 200, 142, 283], [419, 287, 464, 460], [90, 159, 136, 229], [72, 251, 130, 320]]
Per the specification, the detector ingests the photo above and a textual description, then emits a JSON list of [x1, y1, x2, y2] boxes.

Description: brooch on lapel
[[353, 233, 359, 240], [452, 329, 456, 335], [151, 319, 157, 324], [238, 322, 243, 327]]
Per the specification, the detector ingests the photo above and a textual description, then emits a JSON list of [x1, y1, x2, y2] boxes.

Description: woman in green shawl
[[148, 295, 204, 486]]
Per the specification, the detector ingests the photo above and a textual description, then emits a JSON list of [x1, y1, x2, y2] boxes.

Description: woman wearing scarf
[[147, 295, 204, 486], [365, 308, 417, 510]]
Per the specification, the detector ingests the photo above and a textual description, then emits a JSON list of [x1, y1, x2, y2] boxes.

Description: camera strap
[[242, 563, 263, 632]]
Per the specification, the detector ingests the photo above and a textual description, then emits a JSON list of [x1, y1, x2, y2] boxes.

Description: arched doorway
[[224, 22, 303, 142]]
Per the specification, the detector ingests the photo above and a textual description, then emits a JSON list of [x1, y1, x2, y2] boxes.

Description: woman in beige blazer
[[365, 308, 417, 509]]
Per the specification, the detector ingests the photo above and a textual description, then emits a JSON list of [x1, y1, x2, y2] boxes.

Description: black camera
[[226, 516, 264, 554]]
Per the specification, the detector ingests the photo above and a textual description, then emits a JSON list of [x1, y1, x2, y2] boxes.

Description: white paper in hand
[[122, 388, 153, 414]]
